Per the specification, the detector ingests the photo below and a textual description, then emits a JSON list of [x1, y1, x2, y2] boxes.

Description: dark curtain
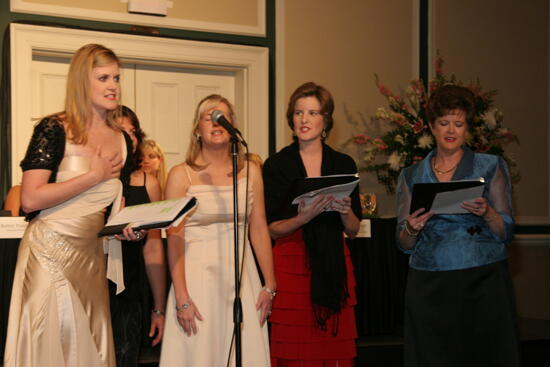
[[1, 24, 12, 200]]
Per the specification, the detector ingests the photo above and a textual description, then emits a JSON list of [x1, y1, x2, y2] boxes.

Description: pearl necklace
[[432, 160, 458, 175]]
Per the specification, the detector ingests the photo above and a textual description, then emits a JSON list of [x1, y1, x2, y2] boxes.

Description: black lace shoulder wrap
[[19, 118, 134, 221], [20, 117, 66, 179], [20, 117, 66, 221]]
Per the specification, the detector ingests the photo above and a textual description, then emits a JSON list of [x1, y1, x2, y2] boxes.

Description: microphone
[[211, 110, 248, 147]]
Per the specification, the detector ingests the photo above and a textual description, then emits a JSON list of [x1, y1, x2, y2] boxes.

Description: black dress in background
[[109, 173, 153, 367]]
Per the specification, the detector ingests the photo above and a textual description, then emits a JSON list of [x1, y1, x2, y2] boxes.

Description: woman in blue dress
[[397, 85, 520, 367]]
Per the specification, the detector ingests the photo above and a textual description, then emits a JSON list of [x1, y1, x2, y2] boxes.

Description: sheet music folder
[[410, 178, 485, 215], [98, 196, 197, 237], [289, 174, 360, 206]]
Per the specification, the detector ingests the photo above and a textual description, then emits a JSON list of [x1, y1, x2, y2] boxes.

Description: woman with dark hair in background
[[111, 105, 166, 367], [4, 43, 138, 367], [397, 84, 519, 367], [263, 82, 361, 367]]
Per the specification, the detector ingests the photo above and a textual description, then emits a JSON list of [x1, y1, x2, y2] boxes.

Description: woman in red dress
[[263, 82, 361, 367]]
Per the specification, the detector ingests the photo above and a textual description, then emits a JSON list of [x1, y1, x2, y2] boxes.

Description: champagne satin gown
[[4, 140, 123, 367]]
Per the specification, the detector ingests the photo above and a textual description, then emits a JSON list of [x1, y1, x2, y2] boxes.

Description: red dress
[[270, 228, 357, 367]]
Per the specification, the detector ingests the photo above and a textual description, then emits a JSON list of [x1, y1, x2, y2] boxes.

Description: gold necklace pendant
[[432, 160, 458, 175]]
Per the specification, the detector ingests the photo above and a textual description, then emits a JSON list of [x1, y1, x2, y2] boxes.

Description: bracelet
[[151, 309, 165, 316], [175, 299, 193, 311], [262, 286, 277, 298], [404, 221, 419, 238]]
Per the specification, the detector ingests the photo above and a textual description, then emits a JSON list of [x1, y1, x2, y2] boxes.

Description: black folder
[[98, 196, 197, 237], [410, 179, 485, 214]]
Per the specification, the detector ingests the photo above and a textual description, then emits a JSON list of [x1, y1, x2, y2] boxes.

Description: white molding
[[10, 23, 269, 185], [275, 0, 286, 152], [10, 0, 266, 37]]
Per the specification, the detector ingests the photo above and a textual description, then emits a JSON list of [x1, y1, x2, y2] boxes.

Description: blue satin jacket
[[396, 147, 514, 271]]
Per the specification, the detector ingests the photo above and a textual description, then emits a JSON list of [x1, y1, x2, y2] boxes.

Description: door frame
[[10, 23, 269, 185]]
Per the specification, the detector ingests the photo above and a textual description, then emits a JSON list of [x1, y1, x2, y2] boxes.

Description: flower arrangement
[[349, 53, 520, 194]]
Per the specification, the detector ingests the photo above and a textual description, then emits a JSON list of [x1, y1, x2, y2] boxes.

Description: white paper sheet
[[431, 185, 485, 214], [291, 179, 360, 208]]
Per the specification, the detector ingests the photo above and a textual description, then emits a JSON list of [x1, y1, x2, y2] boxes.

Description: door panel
[[22, 57, 235, 184], [135, 65, 235, 173]]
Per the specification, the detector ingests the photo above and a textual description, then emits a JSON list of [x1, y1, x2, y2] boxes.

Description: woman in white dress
[[160, 94, 276, 366]]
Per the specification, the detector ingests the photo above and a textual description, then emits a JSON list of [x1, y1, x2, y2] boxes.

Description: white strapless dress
[[160, 180, 270, 367]]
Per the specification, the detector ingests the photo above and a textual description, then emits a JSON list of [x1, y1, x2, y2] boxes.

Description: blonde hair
[[47, 44, 121, 144], [141, 139, 167, 193], [185, 94, 250, 171]]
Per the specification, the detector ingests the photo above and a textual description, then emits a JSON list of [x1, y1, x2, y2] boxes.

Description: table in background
[[1, 218, 411, 360], [347, 217, 410, 336]]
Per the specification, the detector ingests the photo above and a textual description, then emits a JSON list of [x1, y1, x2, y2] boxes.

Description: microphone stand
[[230, 136, 243, 367]]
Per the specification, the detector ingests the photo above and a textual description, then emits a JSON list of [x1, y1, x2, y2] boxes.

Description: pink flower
[[412, 120, 424, 133], [373, 138, 388, 150], [378, 84, 392, 97], [392, 113, 407, 126], [353, 134, 370, 144]]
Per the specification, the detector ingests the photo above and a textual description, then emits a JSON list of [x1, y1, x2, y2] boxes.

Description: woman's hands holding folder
[[461, 197, 490, 217], [115, 226, 146, 242], [406, 208, 434, 235], [331, 197, 352, 215], [399, 208, 434, 250], [297, 194, 334, 224]]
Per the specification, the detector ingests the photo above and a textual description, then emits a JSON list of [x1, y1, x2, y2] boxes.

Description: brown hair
[[286, 82, 335, 140], [120, 105, 146, 164], [426, 84, 476, 126]]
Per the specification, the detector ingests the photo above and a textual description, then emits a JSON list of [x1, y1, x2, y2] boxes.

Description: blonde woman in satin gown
[[160, 95, 276, 366], [4, 44, 138, 367]]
